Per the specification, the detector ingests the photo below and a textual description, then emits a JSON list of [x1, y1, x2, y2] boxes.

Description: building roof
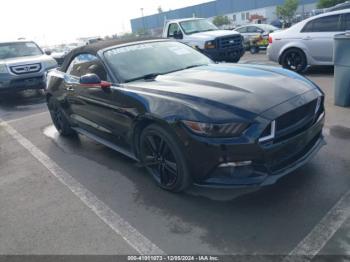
[[165, 18, 205, 23]]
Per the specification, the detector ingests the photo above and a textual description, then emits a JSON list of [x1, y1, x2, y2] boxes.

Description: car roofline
[[302, 8, 350, 23], [98, 38, 173, 54], [0, 40, 36, 44]]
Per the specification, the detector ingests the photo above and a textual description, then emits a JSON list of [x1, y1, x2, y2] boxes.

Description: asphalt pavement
[[0, 53, 349, 260]]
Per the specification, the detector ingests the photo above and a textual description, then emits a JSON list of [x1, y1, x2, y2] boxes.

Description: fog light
[[218, 161, 253, 178], [219, 161, 252, 168]]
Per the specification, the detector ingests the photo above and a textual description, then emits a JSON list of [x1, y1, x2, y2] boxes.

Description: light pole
[[140, 8, 145, 34]]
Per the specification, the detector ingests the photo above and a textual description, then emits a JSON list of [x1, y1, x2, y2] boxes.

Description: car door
[[300, 14, 343, 63], [236, 27, 248, 44], [64, 53, 140, 151], [246, 26, 261, 40]]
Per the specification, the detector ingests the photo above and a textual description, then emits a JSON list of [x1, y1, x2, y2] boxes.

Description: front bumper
[[176, 110, 325, 189], [203, 46, 245, 62], [0, 73, 46, 92]]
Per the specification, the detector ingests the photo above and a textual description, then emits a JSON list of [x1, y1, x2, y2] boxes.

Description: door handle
[[65, 85, 74, 91], [302, 36, 312, 40]]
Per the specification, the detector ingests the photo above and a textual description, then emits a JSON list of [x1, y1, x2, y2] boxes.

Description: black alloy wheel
[[48, 98, 76, 137], [139, 124, 192, 192], [250, 46, 260, 54], [281, 48, 307, 73]]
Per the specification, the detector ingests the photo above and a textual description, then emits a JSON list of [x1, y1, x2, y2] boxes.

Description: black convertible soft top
[[60, 37, 164, 72]]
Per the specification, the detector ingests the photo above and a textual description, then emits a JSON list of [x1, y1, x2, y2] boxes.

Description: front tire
[[281, 48, 307, 73], [48, 97, 76, 137], [250, 46, 260, 54], [139, 124, 192, 192]]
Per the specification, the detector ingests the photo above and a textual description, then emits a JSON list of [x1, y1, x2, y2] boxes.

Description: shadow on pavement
[[0, 90, 46, 110], [305, 66, 334, 76]]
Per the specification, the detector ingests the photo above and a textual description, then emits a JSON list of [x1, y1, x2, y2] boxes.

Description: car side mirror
[[79, 73, 112, 89], [174, 31, 183, 39], [44, 49, 52, 55]]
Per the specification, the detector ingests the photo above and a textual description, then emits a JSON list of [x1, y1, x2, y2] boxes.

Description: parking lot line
[[0, 119, 165, 255], [5, 111, 49, 124], [283, 190, 350, 262]]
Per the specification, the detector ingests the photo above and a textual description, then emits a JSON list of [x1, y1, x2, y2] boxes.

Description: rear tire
[[250, 46, 260, 54], [281, 48, 307, 73], [139, 124, 192, 192], [48, 97, 76, 137]]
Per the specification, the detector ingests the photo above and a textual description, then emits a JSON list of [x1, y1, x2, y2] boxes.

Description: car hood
[[189, 30, 240, 39], [51, 52, 66, 59], [125, 64, 317, 119], [1, 55, 52, 66]]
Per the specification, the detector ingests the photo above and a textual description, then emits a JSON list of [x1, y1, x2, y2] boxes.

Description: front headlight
[[204, 40, 216, 49], [44, 59, 58, 69], [0, 64, 8, 74], [182, 120, 249, 138]]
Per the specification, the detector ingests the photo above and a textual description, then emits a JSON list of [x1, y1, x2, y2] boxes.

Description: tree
[[212, 16, 230, 27], [157, 6, 163, 13], [276, 0, 299, 26], [317, 0, 347, 8]]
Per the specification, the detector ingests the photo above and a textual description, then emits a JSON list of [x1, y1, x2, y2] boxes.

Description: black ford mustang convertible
[[46, 38, 325, 192]]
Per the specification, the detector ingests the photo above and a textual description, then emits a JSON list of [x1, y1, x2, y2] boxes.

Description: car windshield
[[0, 42, 43, 59], [180, 19, 218, 35], [104, 41, 212, 82]]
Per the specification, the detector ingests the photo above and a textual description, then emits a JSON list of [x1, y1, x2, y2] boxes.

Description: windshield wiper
[[184, 64, 207, 70], [163, 64, 208, 75], [125, 73, 162, 83]]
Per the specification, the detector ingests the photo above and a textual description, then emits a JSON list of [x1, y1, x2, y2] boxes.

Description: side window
[[168, 23, 180, 37], [302, 15, 342, 32], [66, 56, 81, 76], [247, 26, 258, 33], [66, 54, 107, 80], [236, 27, 247, 33], [344, 13, 350, 30]]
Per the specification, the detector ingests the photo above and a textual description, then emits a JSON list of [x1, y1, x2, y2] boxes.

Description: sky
[[1, 0, 211, 46]]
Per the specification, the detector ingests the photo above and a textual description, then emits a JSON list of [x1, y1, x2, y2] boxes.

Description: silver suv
[[267, 9, 350, 73], [0, 41, 58, 92]]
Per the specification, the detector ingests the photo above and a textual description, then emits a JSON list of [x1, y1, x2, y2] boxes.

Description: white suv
[[267, 9, 350, 73]]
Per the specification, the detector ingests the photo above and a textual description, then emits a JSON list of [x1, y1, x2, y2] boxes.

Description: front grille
[[259, 98, 324, 144], [276, 100, 318, 132], [10, 63, 42, 75], [261, 123, 272, 137], [10, 76, 44, 87], [217, 35, 242, 49]]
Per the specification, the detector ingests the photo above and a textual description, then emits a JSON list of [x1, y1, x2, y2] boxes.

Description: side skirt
[[72, 127, 139, 162]]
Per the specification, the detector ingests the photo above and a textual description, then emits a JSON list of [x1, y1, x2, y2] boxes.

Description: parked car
[[267, 9, 350, 73], [327, 1, 350, 12], [46, 38, 325, 192], [0, 40, 58, 93], [163, 18, 245, 63], [235, 24, 279, 53], [51, 47, 72, 66]]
